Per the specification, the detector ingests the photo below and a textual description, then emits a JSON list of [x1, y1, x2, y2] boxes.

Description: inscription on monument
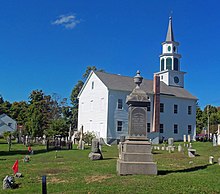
[[130, 107, 147, 137]]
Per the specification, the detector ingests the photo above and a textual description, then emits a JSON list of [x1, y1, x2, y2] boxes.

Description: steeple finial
[[166, 16, 174, 42]]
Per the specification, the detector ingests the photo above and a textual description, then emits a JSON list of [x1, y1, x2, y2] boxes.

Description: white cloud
[[52, 14, 80, 29]]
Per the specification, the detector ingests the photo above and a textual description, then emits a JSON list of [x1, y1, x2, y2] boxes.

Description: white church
[[77, 17, 197, 144]]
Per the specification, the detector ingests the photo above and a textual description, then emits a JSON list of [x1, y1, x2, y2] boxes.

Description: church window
[[147, 123, 151, 133], [188, 125, 192, 134], [166, 58, 172, 70], [91, 81, 94, 90], [188, 106, 192, 115], [174, 104, 178, 114], [168, 46, 171, 52], [160, 103, 164, 113], [173, 46, 176, 52], [117, 121, 123, 131], [160, 124, 164, 133], [174, 124, 178, 134], [174, 58, 179, 71], [161, 59, 164, 71], [117, 99, 123, 109]]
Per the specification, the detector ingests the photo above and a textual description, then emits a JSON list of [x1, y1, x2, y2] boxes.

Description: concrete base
[[117, 140, 157, 175]]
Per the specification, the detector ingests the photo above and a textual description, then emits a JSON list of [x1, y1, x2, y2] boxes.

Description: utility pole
[[207, 105, 210, 140]]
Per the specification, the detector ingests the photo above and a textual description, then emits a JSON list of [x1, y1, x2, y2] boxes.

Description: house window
[[174, 104, 178, 114], [147, 102, 151, 111], [188, 125, 192, 134], [160, 124, 164, 133], [174, 124, 178, 134], [160, 103, 164, 113], [117, 121, 123, 131], [8, 123, 12, 127], [147, 123, 151, 133], [117, 99, 123, 110], [188, 106, 192, 115], [91, 81, 94, 90]]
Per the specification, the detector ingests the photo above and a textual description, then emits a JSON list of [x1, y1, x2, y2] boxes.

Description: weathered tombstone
[[168, 138, 174, 146], [157, 146, 160, 151], [78, 126, 84, 150], [117, 71, 157, 175], [42, 135, 46, 145], [213, 134, 217, 147], [189, 143, 192, 149], [209, 156, 214, 164], [178, 144, 183, 152], [3, 176, 15, 189], [218, 158, 220, 165], [7, 134, 12, 152], [187, 135, 191, 143], [188, 149, 196, 157], [161, 145, 165, 151], [183, 135, 186, 143], [88, 138, 103, 160], [217, 134, 220, 146]]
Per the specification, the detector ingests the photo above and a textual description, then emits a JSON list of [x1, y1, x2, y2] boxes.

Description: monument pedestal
[[117, 140, 157, 175]]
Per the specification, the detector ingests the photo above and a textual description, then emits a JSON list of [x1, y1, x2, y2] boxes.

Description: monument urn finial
[[134, 70, 143, 89]]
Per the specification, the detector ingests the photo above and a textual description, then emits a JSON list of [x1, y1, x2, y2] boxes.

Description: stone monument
[[88, 138, 103, 160], [213, 134, 217, 147], [117, 71, 157, 175], [78, 126, 85, 150]]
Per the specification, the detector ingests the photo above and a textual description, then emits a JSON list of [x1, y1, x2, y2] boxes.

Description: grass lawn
[[1, 139, 220, 194]]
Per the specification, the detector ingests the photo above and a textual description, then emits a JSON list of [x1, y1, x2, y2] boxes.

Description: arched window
[[174, 58, 179, 71], [166, 58, 172, 70], [161, 59, 164, 71]]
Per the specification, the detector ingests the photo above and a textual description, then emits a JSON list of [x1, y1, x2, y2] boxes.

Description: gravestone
[[188, 149, 196, 157], [78, 126, 84, 150], [3, 176, 15, 189], [117, 71, 157, 175], [178, 144, 183, 152], [168, 138, 174, 146], [217, 135, 220, 146], [213, 134, 217, 146], [209, 156, 214, 164], [88, 138, 103, 160], [183, 135, 186, 143], [218, 158, 220, 165], [187, 135, 191, 142]]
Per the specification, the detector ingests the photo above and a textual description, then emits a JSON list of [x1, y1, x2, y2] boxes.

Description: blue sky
[[0, 0, 220, 108]]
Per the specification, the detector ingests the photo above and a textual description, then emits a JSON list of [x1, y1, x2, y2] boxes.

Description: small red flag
[[12, 160, 18, 174]]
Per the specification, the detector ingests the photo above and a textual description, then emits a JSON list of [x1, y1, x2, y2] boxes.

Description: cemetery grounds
[[1, 140, 220, 194]]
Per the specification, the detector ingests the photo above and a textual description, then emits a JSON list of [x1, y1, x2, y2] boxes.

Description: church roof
[[166, 16, 174, 42], [95, 71, 197, 100]]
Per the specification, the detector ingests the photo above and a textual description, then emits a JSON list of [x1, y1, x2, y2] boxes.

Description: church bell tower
[[156, 17, 185, 88]]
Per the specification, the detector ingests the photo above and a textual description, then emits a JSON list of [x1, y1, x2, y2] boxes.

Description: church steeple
[[155, 16, 186, 88], [166, 17, 174, 42]]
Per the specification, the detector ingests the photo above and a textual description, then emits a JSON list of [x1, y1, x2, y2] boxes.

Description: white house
[[77, 17, 197, 143], [0, 114, 17, 135]]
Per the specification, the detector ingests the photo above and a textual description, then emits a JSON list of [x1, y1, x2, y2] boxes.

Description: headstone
[[78, 126, 84, 150], [213, 134, 217, 146], [188, 149, 196, 157], [161, 145, 165, 151], [183, 135, 186, 143], [3, 176, 15, 189], [178, 144, 183, 152], [209, 156, 214, 164], [168, 138, 174, 146], [217, 135, 220, 146], [189, 143, 192, 149], [117, 71, 157, 175], [218, 158, 220, 165], [157, 146, 160, 151], [88, 138, 103, 160], [187, 135, 191, 142]]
